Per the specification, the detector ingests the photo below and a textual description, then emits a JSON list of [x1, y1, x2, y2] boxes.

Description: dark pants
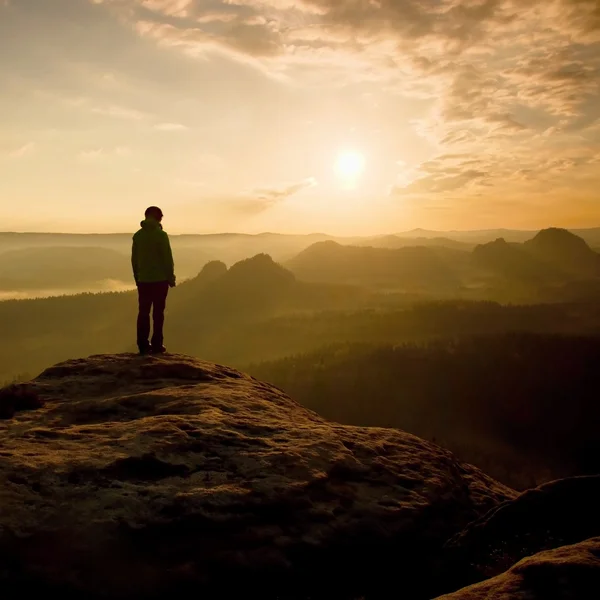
[[137, 281, 169, 350]]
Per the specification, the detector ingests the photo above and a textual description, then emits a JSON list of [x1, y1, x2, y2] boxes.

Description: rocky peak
[[225, 252, 295, 286], [195, 259, 228, 282], [524, 228, 600, 276], [526, 227, 590, 254]]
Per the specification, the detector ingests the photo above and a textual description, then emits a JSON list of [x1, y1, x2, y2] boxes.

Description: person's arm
[[131, 237, 139, 284], [162, 232, 176, 286]]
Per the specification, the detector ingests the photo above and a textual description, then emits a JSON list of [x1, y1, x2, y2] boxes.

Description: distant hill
[[170, 253, 365, 325], [0, 232, 337, 275], [0, 232, 132, 253], [286, 241, 461, 292], [0, 246, 131, 290], [165, 253, 373, 360], [188, 253, 296, 318], [523, 227, 600, 277], [398, 228, 540, 244], [473, 229, 600, 286], [397, 227, 600, 247], [3, 228, 599, 277], [360, 234, 472, 251], [2, 226, 598, 301], [472, 238, 558, 284], [175, 232, 341, 263]]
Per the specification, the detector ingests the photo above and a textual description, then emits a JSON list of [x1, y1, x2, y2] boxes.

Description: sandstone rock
[[444, 475, 600, 589], [0, 353, 515, 599], [435, 537, 600, 599]]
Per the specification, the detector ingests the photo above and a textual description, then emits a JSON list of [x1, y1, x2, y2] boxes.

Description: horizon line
[[2, 225, 600, 237]]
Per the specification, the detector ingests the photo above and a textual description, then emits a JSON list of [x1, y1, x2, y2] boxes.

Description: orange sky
[[1, 0, 599, 234]]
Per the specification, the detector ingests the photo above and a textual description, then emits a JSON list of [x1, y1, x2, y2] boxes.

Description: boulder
[[0, 353, 515, 599], [444, 475, 600, 589], [435, 537, 600, 599]]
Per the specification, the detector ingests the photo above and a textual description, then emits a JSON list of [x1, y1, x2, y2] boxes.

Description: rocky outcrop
[[436, 537, 600, 599], [0, 353, 515, 599], [444, 475, 600, 589]]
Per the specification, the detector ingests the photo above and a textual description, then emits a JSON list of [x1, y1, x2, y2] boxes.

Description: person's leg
[[136, 283, 153, 353], [150, 281, 169, 351]]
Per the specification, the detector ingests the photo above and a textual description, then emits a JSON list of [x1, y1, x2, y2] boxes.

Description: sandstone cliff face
[[436, 537, 600, 600], [0, 353, 515, 599]]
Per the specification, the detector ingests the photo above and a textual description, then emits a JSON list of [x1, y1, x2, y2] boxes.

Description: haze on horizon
[[1, 0, 600, 235]]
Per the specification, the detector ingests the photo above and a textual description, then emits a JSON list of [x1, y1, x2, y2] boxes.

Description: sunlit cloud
[[91, 0, 600, 133], [394, 153, 491, 196]]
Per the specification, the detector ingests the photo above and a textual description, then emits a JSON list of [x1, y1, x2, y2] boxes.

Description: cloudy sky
[[1, 0, 599, 234]]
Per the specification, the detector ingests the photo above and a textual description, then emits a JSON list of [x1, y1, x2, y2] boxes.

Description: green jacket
[[131, 218, 176, 284]]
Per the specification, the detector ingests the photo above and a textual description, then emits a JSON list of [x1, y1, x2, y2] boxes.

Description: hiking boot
[[151, 345, 167, 354]]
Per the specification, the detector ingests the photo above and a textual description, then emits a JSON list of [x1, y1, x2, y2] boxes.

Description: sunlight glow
[[335, 150, 366, 184]]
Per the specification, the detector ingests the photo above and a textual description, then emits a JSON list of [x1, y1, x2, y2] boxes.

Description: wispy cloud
[[251, 177, 317, 204], [7, 142, 36, 158], [174, 176, 317, 230], [394, 154, 491, 196], [78, 146, 131, 161], [79, 148, 104, 162], [154, 122, 188, 131], [219, 177, 318, 215], [90, 104, 148, 120]]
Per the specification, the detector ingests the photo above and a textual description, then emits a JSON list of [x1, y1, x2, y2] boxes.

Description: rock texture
[[444, 475, 600, 589], [436, 537, 600, 599], [0, 353, 515, 599]]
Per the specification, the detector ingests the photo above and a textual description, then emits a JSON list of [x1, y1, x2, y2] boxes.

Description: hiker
[[131, 206, 176, 355]]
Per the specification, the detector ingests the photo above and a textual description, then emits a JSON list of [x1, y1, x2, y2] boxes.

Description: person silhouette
[[131, 206, 176, 355]]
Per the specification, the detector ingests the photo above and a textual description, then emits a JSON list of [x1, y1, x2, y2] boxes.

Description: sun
[[335, 150, 365, 183]]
